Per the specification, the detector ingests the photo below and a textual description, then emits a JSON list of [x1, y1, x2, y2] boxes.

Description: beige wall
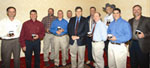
[[0, 0, 100, 22], [0, 0, 149, 59]]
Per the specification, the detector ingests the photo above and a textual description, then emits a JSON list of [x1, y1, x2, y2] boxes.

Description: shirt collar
[[6, 17, 16, 22], [30, 19, 38, 23], [113, 17, 122, 22], [76, 16, 81, 21], [56, 18, 64, 21]]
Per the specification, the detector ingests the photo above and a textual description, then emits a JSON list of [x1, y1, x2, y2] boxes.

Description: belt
[[26, 39, 39, 42], [54, 34, 68, 37], [111, 42, 121, 45], [92, 41, 102, 43], [2, 38, 18, 40]]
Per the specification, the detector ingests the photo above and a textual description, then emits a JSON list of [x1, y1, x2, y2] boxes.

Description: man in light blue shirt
[[50, 10, 68, 67], [89, 12, 107, 68], [107, 8, 132, 68]]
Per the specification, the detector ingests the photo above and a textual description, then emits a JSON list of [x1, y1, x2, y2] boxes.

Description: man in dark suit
[[68, 6, 88, 68], [86, 6, 96, 64], [129, 5, 149, 68]]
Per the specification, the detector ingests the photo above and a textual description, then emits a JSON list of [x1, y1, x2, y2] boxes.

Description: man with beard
[[42, 8, 57, 66]]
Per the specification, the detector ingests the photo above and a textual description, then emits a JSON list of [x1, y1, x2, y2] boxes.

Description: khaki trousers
[[53, 35, 68, 66], [43, 33, 55, 61], [70, 40, 85, 68]]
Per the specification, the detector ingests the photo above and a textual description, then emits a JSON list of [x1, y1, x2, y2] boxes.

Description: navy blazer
[[68, 16, 89, 46]]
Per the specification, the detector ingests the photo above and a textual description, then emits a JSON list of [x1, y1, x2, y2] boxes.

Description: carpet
[[0, 48, 131, 68]]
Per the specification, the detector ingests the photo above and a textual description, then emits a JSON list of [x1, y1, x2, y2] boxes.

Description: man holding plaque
[[128, 5, 149, 68], [0, 6, 22, 68], [107, 8, 132, 68], [19, 10, 45, 68], [50, 10, 68, 68]]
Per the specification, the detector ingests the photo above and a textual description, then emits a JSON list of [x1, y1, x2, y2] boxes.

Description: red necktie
[[75, 19, 79, 35]]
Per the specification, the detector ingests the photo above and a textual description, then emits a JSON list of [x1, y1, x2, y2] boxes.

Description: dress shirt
[[89, 16, 94, 31], [0, 17, 22, 39], [104, 13, 114, 28], [91, 20, 107, 41], [107, 17, 132, 43], [65, 18, 70, 22], [132, 19, 140, 40], [50, 18, 68, 36], [41, 15, 56, 33], [19, 19, 45, 47], [75, 16, 81, 29]]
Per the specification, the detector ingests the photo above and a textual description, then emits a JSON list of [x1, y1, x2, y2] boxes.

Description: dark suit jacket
[[129, 16, 150, 53], [68, 16, 89, 46]]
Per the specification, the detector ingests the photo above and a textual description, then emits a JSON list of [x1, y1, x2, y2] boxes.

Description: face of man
[[67, 11, 72, 18], [57, 11, 63, 19], [48, 9, 54, 16], [75, 9, 82, 17], [113, 10, 121, 21], [30, 12, 37, 21], [93, 13, 100, 22], [7, 8, 16, 18], [133, 6, 142, 17], [90, 8, 96, 16], [106, 7, 113, 14]]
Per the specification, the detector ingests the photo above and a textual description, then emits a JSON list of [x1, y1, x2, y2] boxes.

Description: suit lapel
[[130, 19, 134, 32], [137, 16, 144, 30]]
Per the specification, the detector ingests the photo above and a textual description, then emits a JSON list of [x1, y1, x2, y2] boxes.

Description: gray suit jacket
[[129, 16, 150, 53]]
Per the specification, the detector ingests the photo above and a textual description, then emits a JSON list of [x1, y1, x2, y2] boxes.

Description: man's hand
[[7, 34, 14, 37], [56, 31, 61, 35], [88, 34, 93, 37], [72, 36, 80, 40], [108, 35, 117, 41], [56, 29, 64, 35], [33, 35, 39, 40], [46, 29, 50, 33], [22, 46, 26, 52], [137, 32, 145, 38], [59, 29, 64, 32]]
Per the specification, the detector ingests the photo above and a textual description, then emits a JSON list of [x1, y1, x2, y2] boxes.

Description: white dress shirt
[[89, 17, 94, 31], [65, 18, 70, 23], [104, 13, 114, 28], [0, 17, 22, 39]]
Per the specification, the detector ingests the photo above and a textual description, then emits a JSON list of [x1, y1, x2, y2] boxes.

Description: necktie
[[75, 19, 79, 35]]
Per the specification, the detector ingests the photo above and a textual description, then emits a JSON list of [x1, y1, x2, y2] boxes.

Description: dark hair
[[57, 10, 63, 14], [113, 8, 121, 13], [67, 10, 72, 13], [7, 6, 16, 12], [133, 5, 142, 10], [30, 9, 37, 14], [75, 6, 82, 12], [90, 6, 96, 11], [48, 8, 54, 12]]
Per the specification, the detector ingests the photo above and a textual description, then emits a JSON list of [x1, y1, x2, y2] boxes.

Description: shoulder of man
[[128, 18, 134, 23]]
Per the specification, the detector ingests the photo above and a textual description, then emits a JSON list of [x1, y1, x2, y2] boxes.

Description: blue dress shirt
[[107, 17, 132, 43], [91, 20, 107, 41], [50, 18, 68, 36]]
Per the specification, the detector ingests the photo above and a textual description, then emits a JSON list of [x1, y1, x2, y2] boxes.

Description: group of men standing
[[0, 3, 150, 68]]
